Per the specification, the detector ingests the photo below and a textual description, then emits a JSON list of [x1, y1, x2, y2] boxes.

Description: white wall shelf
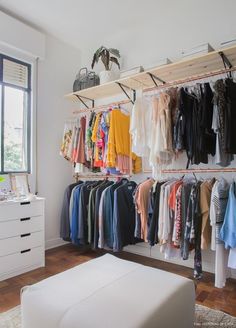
[[65, 44, 236, 105]]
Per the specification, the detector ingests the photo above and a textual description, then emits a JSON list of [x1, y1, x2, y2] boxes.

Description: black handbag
[[73, 67, 100, 92]]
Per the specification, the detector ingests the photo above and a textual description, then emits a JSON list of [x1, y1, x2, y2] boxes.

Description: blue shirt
[[103, 179, 128, 248], [71, 184, 84, 245], [220, 182, 236, 248]]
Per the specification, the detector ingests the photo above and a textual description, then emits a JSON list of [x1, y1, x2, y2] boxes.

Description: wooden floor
[[0, 244, 236, 316]]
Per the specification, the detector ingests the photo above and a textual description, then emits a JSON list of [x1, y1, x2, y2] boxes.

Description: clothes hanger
[[119, 104, 130, 115], [192, 172, 198, 182]]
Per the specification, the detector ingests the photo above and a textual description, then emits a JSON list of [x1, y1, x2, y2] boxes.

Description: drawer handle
[[21, 249, 31, 254], [20, 217, 30, 221], [21, 233, 31, 238], [20, 201, 30, 205]]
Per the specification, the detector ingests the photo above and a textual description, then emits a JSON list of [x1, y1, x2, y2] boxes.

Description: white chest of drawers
[[0, 197, 45, 281]]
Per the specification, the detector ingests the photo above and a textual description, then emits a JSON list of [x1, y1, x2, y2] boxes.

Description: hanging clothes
[[88, 180, 105, 244], [130, 96, 151, 157], [212, 79, 234, 166], [225, 78, 236, 154], [199, 83, 216, 159], [86, 112, 96, 167], [171, 181, 183, 247], [61, 106, 142, 176], [113, 181, 137, 252], [107, 108, 142, 174], [91, 112, 104, 168], [60, 121, 77, 161], [199, 178, 215, 250], [71, 183, 86, 244], [149, 94, 173, 173], [183, 181, 203, 279], [129, 77, 236, 175], [209, 178, 230, 288], [75, 116, 90, 168], [93, 180, 113, 248], [220, 182, 236, 249], [60, 181, 82, 241], [134, 178, 155, 241], [101, 179, 128, 249], [147, 181, 165, 246], [61, 173, 235, 285]]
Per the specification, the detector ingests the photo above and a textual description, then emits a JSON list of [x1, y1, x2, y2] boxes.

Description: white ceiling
[[0, 0, 153, 50], [1, 0, 236, 69]]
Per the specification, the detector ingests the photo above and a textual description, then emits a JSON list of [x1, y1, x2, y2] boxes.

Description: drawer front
[[0, 200, 44, 221], [0, 216, 44, 239], [0, 246, 44, 275], [0, 231, 44, 257]]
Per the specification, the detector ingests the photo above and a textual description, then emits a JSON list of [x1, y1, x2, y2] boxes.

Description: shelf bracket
[[147, 72, 166, 86], [116, 82, 136, 104], [75, 94, 95, 109], [219, 51, 233, 78]]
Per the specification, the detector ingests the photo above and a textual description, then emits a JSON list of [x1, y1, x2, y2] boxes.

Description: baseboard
[[45, 238, 69, 250], [0, 262, 45, 281], [124, 244, 236, 280]]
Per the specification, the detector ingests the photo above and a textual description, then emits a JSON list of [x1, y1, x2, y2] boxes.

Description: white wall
[[80, 0, 236, 72], [0, 11, 81, 249], [0, 10, 45, 59], [77, 0, 236, 278], [1, 2, 236, 277], [37, 35, 80, 249]]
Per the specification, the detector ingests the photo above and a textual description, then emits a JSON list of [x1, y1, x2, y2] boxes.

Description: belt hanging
[[186, 158, 190, 170]]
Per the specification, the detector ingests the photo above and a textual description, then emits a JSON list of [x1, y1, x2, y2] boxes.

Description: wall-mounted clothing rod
[[143, 67, 236, 94], [73, 99, 131, 115], [74, 174, 131, 180], [142, 168, 236, 174]]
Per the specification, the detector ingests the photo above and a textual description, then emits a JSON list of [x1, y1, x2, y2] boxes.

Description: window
[[0, 54, 31, 173]]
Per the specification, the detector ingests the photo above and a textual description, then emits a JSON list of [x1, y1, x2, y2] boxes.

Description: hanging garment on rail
[[71, 183, 87, 245], [134, 178, 155, 242], [147, 181, 165, 246], [61, 178, 139, 250], [129, 97, 151, 157], [130, 79, 236, 176], [98, 178, 128, 249], [149, 94, 174, 172], [200, 178, 215, 250], [93, 180, 114, 248], [107, 108, 141, 174], [220, 182, 236, 248], [75, 116, 90, 167], [209, 178, 229, 288], [60, 181, 83, 241], [60, 107, 142, 175], [133, 176, 236, 280], [113, 181, 137, 251], [60, 176, 235, 281], [225, 79, 236, 154], [60, 121, 77, 161]]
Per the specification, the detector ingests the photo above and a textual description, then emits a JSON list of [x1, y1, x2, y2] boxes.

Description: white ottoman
[[21, 254, 195, 328]]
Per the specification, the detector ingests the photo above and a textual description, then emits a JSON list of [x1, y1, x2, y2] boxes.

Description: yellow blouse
[[107, 109, 142, 173]]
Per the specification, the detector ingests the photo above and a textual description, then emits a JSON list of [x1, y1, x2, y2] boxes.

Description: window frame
[[0, 53, 32, 174]]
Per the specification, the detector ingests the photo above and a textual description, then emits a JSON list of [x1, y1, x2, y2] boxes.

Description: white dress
[[228, 248, 236, 269], [130, 96, 151, 157], [209, 178, 229, 288]]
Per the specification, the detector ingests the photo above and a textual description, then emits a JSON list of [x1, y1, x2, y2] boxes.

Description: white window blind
[[3, 58, 29, 89]]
